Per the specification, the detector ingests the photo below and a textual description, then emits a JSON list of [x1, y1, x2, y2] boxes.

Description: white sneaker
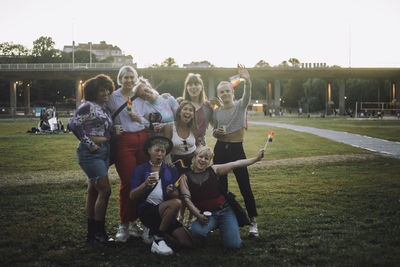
[[151, 240, 173, 255], [128, 221, 143, 237], [141, 226, 154, 245], [249, 222, 259, 237], [115, 224, 129, 242]]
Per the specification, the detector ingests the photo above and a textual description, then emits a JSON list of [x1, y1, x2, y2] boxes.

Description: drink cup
[[114, 125, 122, 135], [221, 125, 227, 134], [203, 211, 212, 217]]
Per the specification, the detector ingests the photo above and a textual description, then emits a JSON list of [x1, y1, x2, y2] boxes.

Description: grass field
[[0, 116, 399, 266]]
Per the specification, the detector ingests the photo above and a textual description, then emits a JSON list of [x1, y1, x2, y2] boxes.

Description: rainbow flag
[[267, 131, 274, 142], [174, 175, 183, 188], [229, 74, 240, 87], [174, 159, 188, 168], [127, 99, 132, 111]]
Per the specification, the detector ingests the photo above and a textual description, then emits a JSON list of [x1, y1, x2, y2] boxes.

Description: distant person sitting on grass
[[69, 74, 115, 245]]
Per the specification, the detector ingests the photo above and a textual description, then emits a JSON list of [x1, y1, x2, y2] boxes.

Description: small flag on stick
[[173, 159, 188, 169], [264, 131, 274, 150], [174, 175, 184, 188], [126, 99, 132, 111], [127, 99, 132, 111], [229, 74, 241, 87]]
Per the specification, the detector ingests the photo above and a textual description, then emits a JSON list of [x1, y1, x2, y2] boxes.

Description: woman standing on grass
[[69, 74, 115, 244], [212, 65, 259, 237], [105, 66, 149, 243], [182, 73, 221, 146]]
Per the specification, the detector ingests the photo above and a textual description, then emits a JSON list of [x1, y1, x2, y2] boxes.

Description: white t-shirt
[[146, 182, 163, 205]]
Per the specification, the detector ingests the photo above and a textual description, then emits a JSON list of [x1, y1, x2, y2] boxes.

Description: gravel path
[[249, 121, 400, 159]]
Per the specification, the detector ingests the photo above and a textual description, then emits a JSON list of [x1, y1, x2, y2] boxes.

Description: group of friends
[[69, 64, 265, 255]]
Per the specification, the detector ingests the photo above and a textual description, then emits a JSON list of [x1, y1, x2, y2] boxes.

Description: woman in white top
[[162, 100, 200, 225]]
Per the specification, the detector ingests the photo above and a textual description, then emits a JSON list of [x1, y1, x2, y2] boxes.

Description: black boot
[[94, 220, 114, 245], [86, 218, 96, 243]]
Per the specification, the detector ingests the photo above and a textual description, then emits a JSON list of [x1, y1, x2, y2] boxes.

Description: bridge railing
[[0, 62, 136, 71]]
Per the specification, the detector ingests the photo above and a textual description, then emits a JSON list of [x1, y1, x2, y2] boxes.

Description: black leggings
[[213, 141, 258, 218]]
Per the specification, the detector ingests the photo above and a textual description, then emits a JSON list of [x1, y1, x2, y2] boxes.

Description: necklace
[[149, 161, 162, 167]]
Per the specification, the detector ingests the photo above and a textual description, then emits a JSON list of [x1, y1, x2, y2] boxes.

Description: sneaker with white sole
[[249, 222, 259, 237], [151, 239, 173, 255], [115, 224, 129, 242], [141, 226, 154, 245], [128, 221, 143, 238]]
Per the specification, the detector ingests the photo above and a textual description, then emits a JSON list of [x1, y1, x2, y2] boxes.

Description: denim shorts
[[77, 142, 110, 180]]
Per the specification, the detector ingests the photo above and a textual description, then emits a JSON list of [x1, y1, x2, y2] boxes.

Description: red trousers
[[115, 130, 149, 223]]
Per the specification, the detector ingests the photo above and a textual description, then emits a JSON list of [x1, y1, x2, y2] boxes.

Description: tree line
[[0, 37, 393, 113]]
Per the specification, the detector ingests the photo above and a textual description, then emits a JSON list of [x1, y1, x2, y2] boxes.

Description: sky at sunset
[[1, 0, 399, 68]]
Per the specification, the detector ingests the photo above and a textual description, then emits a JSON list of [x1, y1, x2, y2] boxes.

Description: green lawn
[[0, 118, 399, 266]]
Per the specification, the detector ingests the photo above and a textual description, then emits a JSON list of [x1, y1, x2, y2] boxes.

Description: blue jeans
[[190, 204, 241, 249]]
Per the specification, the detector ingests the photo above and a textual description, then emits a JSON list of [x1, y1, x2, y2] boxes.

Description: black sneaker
[[94, 232, 115, 245]]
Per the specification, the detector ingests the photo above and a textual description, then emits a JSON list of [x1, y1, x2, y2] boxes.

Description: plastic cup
[[203, 211, 212, 217], [114, 125, 122, 135], [221, 125, 227, 134]]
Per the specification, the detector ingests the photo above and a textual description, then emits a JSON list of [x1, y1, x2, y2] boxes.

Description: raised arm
[[238, 64, 252, 106], [212, 149, 264, 176]]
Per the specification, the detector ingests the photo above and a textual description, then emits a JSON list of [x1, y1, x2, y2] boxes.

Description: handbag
[[212, 168, 251, 227], [225, 191, 251, 227]]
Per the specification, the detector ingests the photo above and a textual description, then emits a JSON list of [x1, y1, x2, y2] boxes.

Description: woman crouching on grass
[[69, 74, 115, 245], [179, 146, 264, 248], [130, 136, 194, 255]]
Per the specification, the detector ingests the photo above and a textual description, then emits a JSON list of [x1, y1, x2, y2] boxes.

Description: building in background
[[63, 41, 133, 64]]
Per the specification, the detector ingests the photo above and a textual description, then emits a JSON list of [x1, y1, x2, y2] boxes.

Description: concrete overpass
[[1, 63, 399, 116]]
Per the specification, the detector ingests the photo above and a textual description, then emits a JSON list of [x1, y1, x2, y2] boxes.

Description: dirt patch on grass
[[250, 153, 380, 170], [0, 153, 381, 187]]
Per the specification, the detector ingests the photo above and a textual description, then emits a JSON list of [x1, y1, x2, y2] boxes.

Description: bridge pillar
[[75, 80, 83, 108], [207, 77, 215, 99], [24, 83, 31, 115], [274, 80, 281, 115], [337, 79, 345, 115], [10, 81, 17, 117]]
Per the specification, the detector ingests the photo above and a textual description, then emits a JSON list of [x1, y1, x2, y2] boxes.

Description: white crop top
[[170, 122, 196, 156]]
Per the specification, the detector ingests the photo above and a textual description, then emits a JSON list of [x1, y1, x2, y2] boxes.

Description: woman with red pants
[[106, 65, 151, 243]]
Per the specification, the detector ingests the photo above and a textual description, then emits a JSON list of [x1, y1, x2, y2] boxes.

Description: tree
[[282, 79, 305, 108], [32, 36, 62, 62], [161, 57, 178, 67], [278, 60, 289, 68], [288, 58, 300, 67], [0, 42, 30, 56], [254, 60, 270, 68]]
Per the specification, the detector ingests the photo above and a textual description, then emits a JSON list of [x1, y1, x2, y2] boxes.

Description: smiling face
[[95, 87, 110, 106], [217, 83, 234, 105], [186, 82, 203, 100], [192, 146, 213, 172], [121, 71, 137, 90], [193, 152, 211, 172]]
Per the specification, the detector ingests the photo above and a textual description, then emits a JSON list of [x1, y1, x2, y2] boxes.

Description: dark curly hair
[[83, 74, 115, 102]]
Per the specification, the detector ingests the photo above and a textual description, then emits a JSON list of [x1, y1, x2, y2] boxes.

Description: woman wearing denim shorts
[[69, 74, 115, 244]]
